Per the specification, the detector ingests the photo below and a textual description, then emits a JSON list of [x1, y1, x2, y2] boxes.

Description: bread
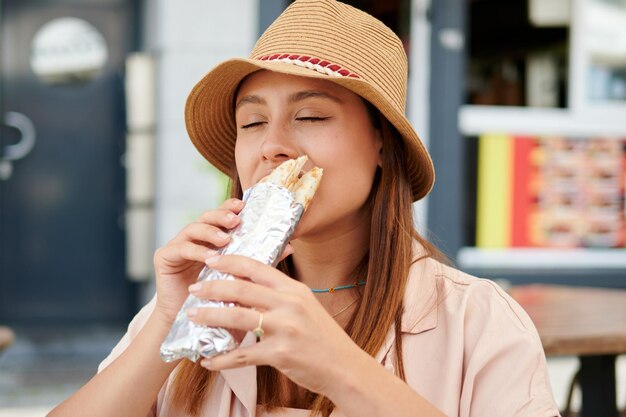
[[260, 156, 323, 210]]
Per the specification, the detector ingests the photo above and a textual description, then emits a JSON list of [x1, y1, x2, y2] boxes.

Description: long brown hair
[[170, 116, 443, 416]]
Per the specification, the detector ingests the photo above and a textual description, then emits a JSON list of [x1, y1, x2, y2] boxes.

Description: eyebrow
[[235, 89, 343, 111], [235, 95, 266, 111], [288, 90, 343, 104]]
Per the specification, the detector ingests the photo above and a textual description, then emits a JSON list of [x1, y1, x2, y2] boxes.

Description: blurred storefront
[[0, 0, 138, 325], [448, 0, 626, 287], [1, 0, 625, 329]]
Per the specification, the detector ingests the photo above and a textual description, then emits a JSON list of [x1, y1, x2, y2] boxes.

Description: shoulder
[[402, 257, 560, 416], [406, 256, 538, 336]]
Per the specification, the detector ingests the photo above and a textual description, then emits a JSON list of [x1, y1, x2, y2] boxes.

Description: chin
[[291, 209, 328, 240], [291, 213, 313, 240], [291, 209, 346, 241]]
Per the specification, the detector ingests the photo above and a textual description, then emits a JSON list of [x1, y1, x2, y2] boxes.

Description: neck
[[290, 218, 370, 290]]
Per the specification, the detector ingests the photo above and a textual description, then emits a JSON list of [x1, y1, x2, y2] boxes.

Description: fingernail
[[205, 255, 221, 265], [226, 212, 237, 220], [188, 283, 201, 293], [187, 308, 198, 318], [200, 359, 212, 369], [217, 231, 229, 240]]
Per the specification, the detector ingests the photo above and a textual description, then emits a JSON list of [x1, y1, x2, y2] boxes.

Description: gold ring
[[252, 312, 264, 341]]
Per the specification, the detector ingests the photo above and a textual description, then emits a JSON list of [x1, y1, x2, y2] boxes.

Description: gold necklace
[[331, 298, 359, 318]]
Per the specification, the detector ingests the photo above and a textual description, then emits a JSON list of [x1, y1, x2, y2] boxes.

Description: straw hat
[[185, 0, 435, 201]]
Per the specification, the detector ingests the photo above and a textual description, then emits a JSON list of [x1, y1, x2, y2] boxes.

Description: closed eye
[[296, 117, 329, 122], [241, 121, 265, 129]]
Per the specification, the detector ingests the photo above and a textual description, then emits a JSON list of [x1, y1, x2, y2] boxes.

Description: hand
[[185, 254, 359, 396], [151, 198, 244, 325]]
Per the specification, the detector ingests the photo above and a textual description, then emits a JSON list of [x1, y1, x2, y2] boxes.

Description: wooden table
[[510, 285, 626, 417]]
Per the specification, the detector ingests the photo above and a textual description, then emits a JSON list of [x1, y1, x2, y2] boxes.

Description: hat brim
[[185, 58, 435, 201]]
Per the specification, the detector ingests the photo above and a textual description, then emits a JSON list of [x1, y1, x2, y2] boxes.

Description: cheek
[[321, 164, 377, 207], [293, 153, 378, 235], [304, 131, 380, 206], [234, 141, 256, 190], [292, 174, 374, 237]]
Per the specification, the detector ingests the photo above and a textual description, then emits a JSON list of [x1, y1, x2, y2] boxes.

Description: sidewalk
[[0, 326, 624, 416], [0, 325, 125, 416]]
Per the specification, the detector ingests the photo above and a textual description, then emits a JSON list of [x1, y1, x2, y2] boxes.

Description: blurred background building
[[0, 0, 625, 415]]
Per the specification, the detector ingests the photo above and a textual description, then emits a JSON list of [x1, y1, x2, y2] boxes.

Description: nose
[[260, 123, 299, 164]]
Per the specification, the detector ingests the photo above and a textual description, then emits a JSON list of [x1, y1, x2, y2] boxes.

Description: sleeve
[[459, 281, 561, 417], [97, 294, 157, 372], [97, 295, 159, 417]]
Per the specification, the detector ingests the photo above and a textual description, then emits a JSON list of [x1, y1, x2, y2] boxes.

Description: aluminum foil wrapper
[[160, 182, 304, 362]]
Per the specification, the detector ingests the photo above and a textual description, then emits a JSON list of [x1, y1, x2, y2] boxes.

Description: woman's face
[[234, 70, 382, 240]]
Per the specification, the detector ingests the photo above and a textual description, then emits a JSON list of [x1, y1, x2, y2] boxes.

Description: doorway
[[0, 0, 136, 324]]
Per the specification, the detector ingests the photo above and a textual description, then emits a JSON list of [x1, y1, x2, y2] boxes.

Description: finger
[[197, 208, 241, 230], [219, 198, 245, 213], [158, 241, 216, 265], [201, 343, 268, 371], [189, 279, 283, 309], [186, 305, 262, 332], [205, 255, 293, 289], [179, 223, 232, 248]]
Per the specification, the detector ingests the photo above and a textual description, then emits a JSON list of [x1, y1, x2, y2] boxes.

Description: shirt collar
[[220, 332, 257, 417], [400, 242, 439, 335]]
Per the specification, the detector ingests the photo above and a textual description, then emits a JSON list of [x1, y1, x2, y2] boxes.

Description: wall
[[141, 0, 259, 301]]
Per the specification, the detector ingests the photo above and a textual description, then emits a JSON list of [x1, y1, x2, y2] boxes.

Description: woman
[[49, 1, 560, 416]]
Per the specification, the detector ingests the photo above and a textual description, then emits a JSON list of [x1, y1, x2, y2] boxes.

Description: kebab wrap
[[160, 156, 322, 362]]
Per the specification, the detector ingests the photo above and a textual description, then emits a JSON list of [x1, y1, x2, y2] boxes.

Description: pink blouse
[[99, 251, 561, 417], [256, 407, 310, 417]]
